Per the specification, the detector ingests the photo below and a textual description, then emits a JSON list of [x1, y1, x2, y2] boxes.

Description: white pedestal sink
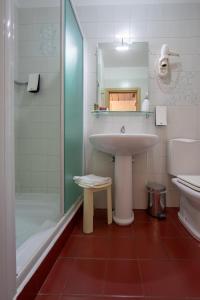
[[89, 133, 159, 225]]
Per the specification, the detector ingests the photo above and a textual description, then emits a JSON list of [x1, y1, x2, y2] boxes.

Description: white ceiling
[[100, 42, 148, 68], [73, 0, 200, 6]]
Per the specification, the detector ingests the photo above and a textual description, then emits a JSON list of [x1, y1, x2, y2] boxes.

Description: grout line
[[101, 258, 108, 296], [137, 258, 145, 297], [58, 256, 200, 262]]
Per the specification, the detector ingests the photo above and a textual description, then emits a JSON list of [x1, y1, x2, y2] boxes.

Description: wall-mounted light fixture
[[115, 38, 129, 51]]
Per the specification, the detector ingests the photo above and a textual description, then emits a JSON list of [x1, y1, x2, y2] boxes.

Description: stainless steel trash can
[[147, 182, 166, 219]]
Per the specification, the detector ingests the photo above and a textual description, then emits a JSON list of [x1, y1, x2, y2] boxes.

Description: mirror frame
[[104, 88, 141, 111]]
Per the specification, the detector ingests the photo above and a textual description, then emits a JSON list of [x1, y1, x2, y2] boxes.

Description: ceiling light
[[116, 38, 129, 51], [116, 45, 129, 51]]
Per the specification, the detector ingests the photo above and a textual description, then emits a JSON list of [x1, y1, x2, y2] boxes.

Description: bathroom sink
[[89, 133, 159, 226], [89, 133, 159, 155]]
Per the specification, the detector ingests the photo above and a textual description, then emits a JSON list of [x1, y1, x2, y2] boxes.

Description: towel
[[73, 174, 111, 187]]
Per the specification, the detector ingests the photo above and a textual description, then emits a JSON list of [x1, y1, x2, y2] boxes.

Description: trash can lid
[[146, 182, 166, 192]]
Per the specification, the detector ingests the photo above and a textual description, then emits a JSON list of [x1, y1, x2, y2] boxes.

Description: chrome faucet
[[120, 125, 125, 134]]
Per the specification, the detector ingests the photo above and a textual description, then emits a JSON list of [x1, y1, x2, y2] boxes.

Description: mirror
[[97, 41, 148, 111]]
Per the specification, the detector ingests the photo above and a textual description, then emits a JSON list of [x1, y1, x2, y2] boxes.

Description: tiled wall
[[15, 6, 60, 194], [76, 3, 200, 208]]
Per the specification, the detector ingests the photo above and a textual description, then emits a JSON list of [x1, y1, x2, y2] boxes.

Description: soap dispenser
[[141, 93, 150, 112]]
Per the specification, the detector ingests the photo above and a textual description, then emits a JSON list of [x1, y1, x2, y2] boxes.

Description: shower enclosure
[[14, 1, 62, 275], [14, 0, 83, 285]]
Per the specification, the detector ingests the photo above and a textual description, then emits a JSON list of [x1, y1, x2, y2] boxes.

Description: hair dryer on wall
[[158, 44, 179, 78]]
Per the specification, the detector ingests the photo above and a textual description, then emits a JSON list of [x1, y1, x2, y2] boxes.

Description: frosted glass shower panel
[[14, 3, 61, 250], [64, 0, 83, 212]]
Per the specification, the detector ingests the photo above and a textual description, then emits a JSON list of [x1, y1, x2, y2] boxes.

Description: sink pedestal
[[113, 155, 134, 225], [89, 133, 159, 226]]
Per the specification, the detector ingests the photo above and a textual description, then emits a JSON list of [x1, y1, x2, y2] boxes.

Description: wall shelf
[[91, 110, 154, 118]]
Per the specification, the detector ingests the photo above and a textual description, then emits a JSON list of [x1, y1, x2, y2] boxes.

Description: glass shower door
[[64, 0, 83, 212], [14, 0, 61, 272]]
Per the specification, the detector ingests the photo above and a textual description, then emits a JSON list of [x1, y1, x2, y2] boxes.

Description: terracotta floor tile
[[133, 219, 185, 239], [93, 220, 112, 236], [133, 222, 161, 239], [72, 219, 111, 237], [63, 259, 106, 295], [172, 220, 197, 239], [71, 210, 112, 237], [71, 221, 83, 235], [167, 210, 194, 239], [157, 221, 185, 238], [167, 208, 179, 222], [60, 236, 110, 258], [174, 260, 200, 297], [162, 237, 200, 259], [146, 298, 186, 300], [40, 258, 74, 294], [135, 237, 168, 259], [104, 260, 143, 296], [94, 209, 108, 220], [35, 296, 61, 300], [36, 208, 200, 300], [108, 237, 137, 259], [140, 260, 200, 297], [61, 297, 144, 300], [134, 210, 153, 223], [61, 297, 96, 300], [108, 223, 134, 237]]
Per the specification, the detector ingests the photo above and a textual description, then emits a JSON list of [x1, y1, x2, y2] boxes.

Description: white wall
[[76, 2, 200, 209], [14, 7, 60, 194]]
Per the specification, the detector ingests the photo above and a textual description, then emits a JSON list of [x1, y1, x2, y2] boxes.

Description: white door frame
[[0, 0, 16, 299]]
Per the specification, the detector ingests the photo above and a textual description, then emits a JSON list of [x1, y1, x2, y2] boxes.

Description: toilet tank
[[167, 138, 200, 176]]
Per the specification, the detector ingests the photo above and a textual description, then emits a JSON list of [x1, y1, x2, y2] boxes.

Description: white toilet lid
[[177, 175, 200, 192]]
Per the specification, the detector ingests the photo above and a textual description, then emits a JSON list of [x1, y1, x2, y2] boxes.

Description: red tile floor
[[35, 208, 200, 300]]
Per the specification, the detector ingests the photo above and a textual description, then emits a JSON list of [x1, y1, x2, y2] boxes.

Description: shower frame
[[0, 0, 85, 298], [0, 0, 16, 299]]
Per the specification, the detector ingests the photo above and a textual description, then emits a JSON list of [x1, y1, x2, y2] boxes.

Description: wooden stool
[[78, 182, 112, 234]]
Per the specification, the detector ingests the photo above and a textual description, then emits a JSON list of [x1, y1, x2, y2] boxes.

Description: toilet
[[168, 138, 200, 241]]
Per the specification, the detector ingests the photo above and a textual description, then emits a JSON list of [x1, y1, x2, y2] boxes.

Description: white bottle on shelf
[[141, 93, 150, 112]]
